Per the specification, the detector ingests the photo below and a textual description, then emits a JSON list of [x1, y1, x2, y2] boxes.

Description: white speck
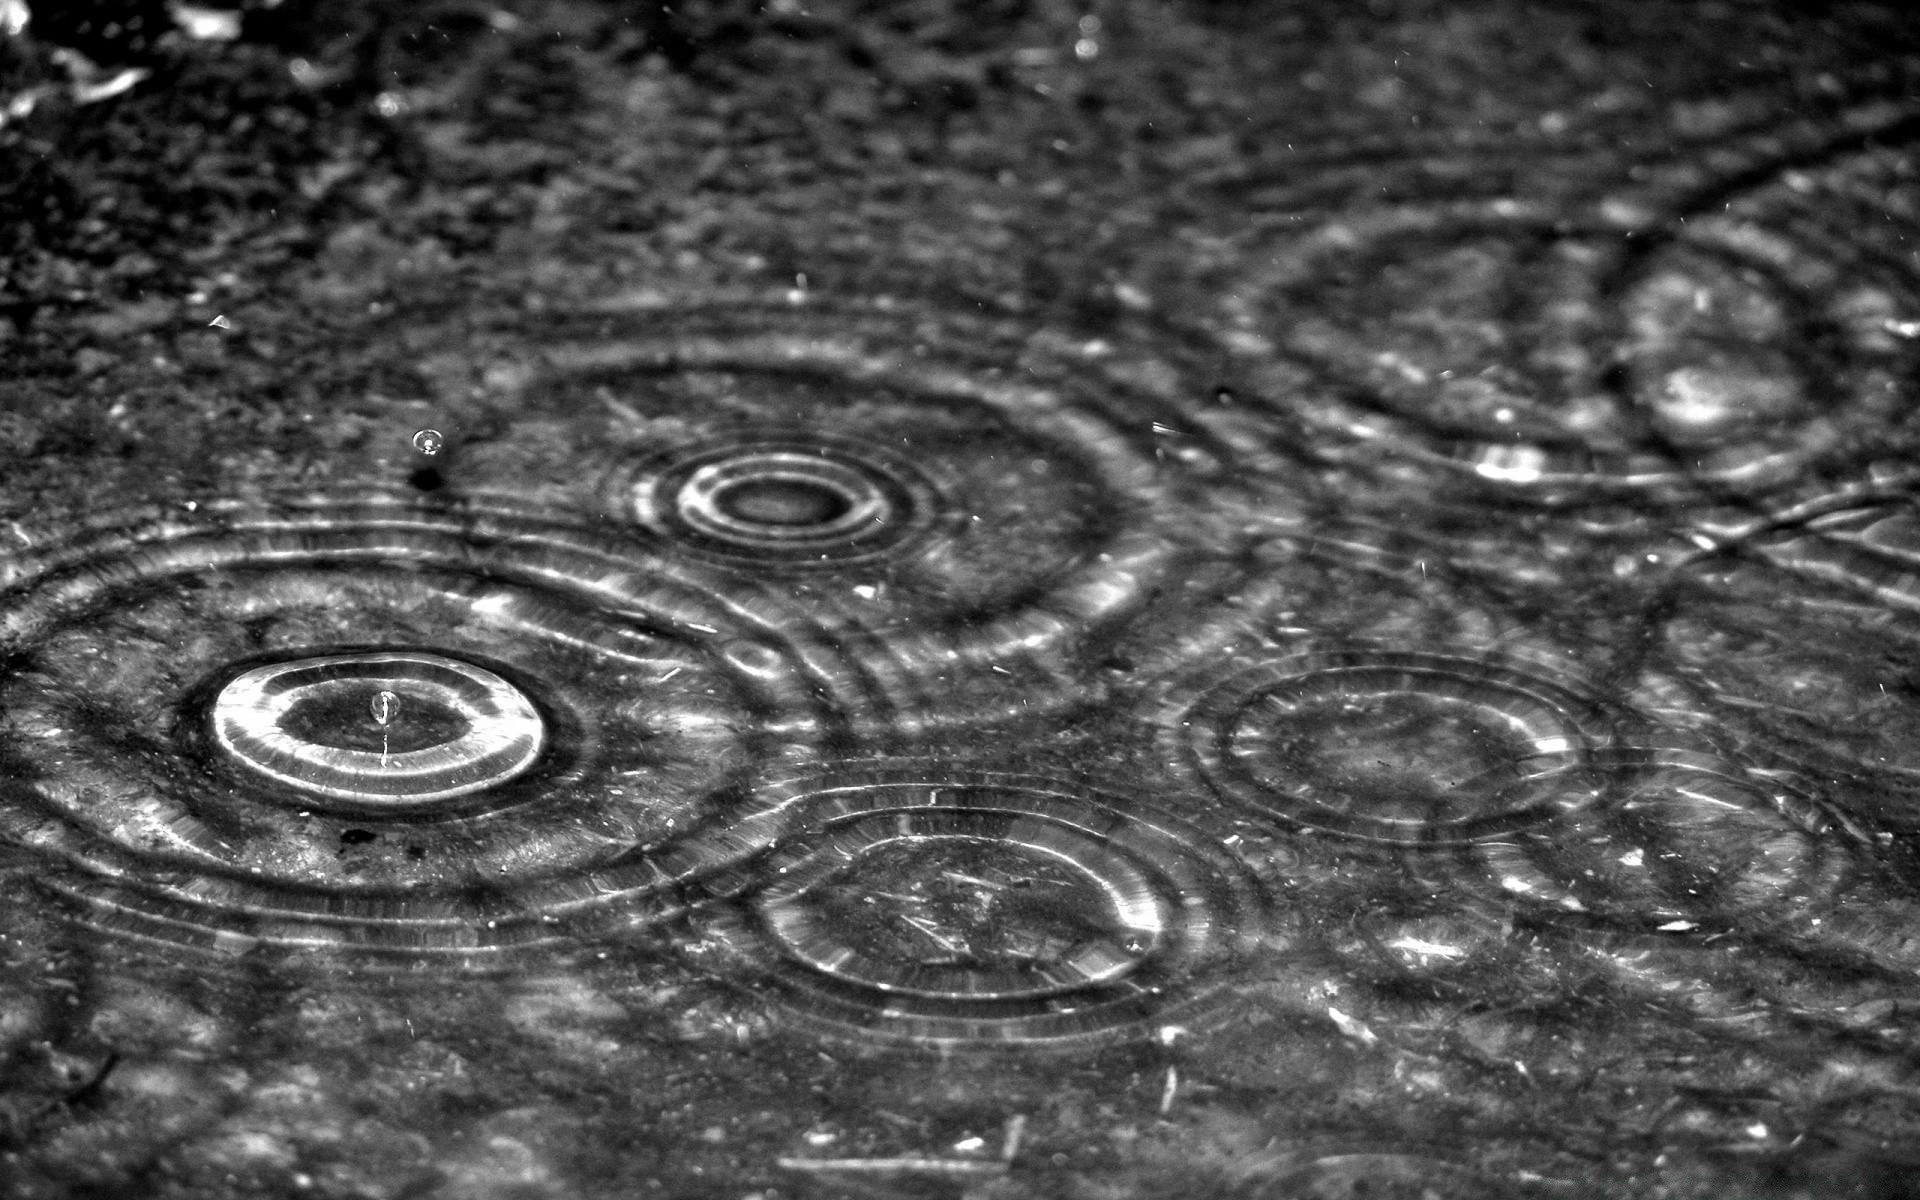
[[1746, 1123, 1769, 1139], [953, 1136, 986, 1153], [0, 0, 27, 37], [852, 584, 878, 599], [1386, 937, 1466, 959], [374, 91, 406, 119], [173, 5, 242, 40], [655, 666, 684, 683], [686, 623, 718, 634], [1074, 37, 1098, 59], [71, 67, 149, 105], [1326, 1006, 1378, 1044], [1657, 920, 1697, 932], [1156, 1025, 1186, 1046], [1620, 848, 1645, 867], [470, 592, 515, 618], [804, 1130, 837, 1147], [1473, 446, 1547, 484], [209, 315, 231, 329], [1885, 318, 1920, 338]]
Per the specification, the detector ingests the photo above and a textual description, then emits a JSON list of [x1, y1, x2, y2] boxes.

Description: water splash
[[212, 652, 543, 808]]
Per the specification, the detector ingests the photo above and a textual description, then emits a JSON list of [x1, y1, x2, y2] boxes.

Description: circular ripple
[[691, 766, 1269, 1046], [619, 432, 947, 567], [0, 495, 853, 961], [1171, 650, 1622, 844], [1192, 101, 1920, 504], [439, 292, 1285, 729], [1737, 491, 1920, 616], [1464, 749, 1857, 931], [213, 651, 545, 809], [1650, 555, 1920, 782]]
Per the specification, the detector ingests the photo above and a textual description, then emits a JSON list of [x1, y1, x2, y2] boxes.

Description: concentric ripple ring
[[1465, 748, 1858, 932], [212, 651, 546, 809], [0, 493, 857, 961], [693, 765, 1269, 1046], [1194, 101, 1920, 504], [622, 433, 946, 567], [1174, 650, 1621, 844]]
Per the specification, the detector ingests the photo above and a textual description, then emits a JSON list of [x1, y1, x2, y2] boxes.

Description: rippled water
[[5, 5, 1920, 1198]]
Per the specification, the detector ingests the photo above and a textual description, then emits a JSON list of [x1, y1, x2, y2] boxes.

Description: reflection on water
[[3, 2, 1920, 1197]]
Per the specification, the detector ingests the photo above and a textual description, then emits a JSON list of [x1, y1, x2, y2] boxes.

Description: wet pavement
[[3, 2, 1920, 1197]]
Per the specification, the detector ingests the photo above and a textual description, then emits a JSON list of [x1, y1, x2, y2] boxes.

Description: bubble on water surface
[[0, 494, 864, 961], [212, 652, 544, 809], [412, 428, 446, 457], [691, 765, 1270, 1046], [1166, 650, 1624, 844]]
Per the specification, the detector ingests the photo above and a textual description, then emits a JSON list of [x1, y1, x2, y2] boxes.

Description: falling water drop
[[372, 689, 398, 767], [412, 428, 446, 456]]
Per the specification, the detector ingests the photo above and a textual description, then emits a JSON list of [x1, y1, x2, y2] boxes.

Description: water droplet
[[370, 689, 399, 727], [412, 428, 445, 456]]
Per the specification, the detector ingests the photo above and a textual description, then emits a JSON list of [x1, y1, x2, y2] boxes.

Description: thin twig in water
[[776, 1157, 1008, 1176]]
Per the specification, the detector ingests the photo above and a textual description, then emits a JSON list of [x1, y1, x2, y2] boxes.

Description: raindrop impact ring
[[212, 650, 546, 809]]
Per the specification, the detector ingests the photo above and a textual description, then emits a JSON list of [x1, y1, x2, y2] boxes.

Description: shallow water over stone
[[3, 2, 1920, 1198]]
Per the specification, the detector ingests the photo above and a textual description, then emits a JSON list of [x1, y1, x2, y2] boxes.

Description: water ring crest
[[627, 435, 942, 566], [1171, 649, 1620, 844], [212, 651, 545, 809], [694, 765, 1269, 1046]]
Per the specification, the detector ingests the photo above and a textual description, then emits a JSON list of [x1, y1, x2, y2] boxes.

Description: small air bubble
[[412, 428, 445, 457]]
